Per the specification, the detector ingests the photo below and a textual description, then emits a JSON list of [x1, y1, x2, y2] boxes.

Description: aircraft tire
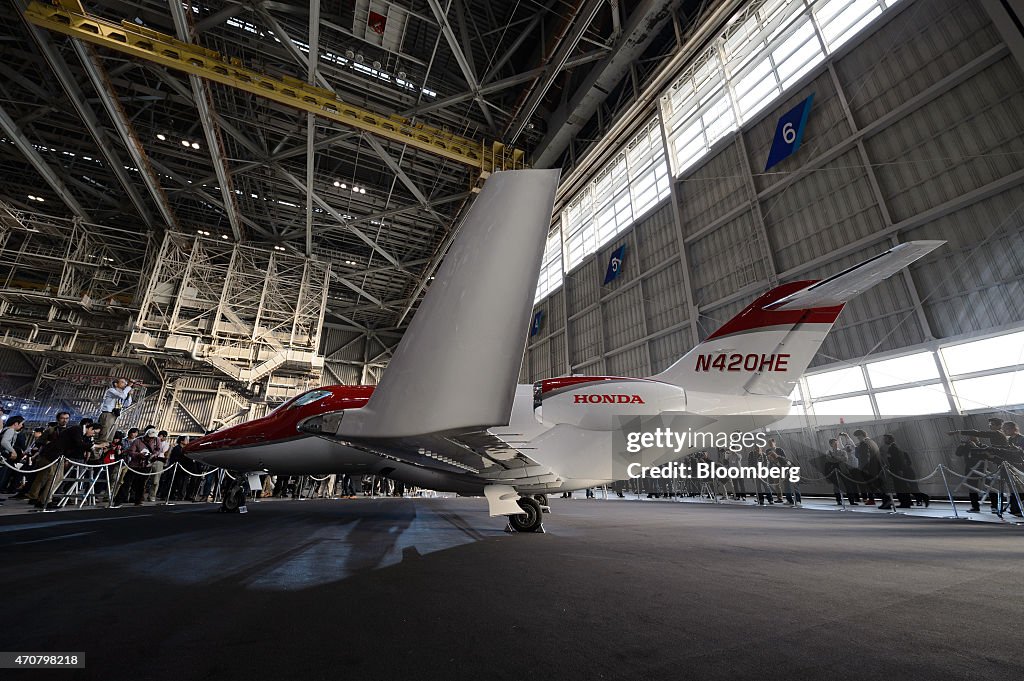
[[509, 496, 543, 532], [221, 482, 246, 513], [533, 494, 549, 507]]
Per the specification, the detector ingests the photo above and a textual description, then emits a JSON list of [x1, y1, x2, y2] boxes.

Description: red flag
[[368, 10, 386, 35]]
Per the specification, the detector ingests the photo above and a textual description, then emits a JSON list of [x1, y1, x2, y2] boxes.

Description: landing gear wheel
[[533, 494, 549, 508], [508, 496, 544, 532], [220, 480, 247, 513]]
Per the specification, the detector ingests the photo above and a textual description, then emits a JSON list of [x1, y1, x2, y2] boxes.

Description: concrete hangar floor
[[4, 497, 1022, 680]]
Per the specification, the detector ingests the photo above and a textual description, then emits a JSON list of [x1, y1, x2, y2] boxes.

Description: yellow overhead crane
[[24, 0, 527, 176]]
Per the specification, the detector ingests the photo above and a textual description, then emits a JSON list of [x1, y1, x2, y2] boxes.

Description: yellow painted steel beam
[[25, 1, 527, 175]]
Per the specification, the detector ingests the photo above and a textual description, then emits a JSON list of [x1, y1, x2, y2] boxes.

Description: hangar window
[[866, 351, 939, 388], [941, 329, 1024, 411], [807, 394, 874, 422], [805, 366, 865, 398], [940, 330, 1024, 376], [562, 187, 594, 271], [593, 154, 633, 245], [534, 227, 563, 303], [812, 0, 886, 52], [660, 47, 734, 174], [722, 0, 826, 121], [661, 0, 901, 178], [558, 116, 671, 276], [953, 372, 1024, 412], [626, 119, 671, 219], [874, 385, 951, 417]]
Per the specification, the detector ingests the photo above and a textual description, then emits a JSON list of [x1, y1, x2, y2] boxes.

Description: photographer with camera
[[949, 417, 1023, 516], [115, 427, 159, 507], [97, 378, 134, 444]]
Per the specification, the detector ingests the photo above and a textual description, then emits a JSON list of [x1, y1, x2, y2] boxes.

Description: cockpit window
[[288, 389, 333, 409]]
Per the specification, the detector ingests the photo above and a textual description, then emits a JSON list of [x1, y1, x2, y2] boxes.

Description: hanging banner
[[764, 93, 814, 171], [530, 310, 545, 337], [603, 244, 627, 285], [368, 11, 387, 35]]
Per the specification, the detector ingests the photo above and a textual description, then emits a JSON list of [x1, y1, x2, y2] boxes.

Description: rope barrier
[[836, 468, 885, 484], [118, 465, 167, 477], [880, 465, 943, 483], [65, 459, 121, 470], [173, 465, 219, 478], [0, 455, 64, 473]]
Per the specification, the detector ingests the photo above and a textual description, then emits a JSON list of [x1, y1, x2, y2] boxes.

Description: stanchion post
[[1002, 463, 1023, 522], [43, 456, 66, 510], [164, 463, 178, 506], [836, 469, 847, 511], [103, 463, 114, 509], [938, 464, 958, 519]]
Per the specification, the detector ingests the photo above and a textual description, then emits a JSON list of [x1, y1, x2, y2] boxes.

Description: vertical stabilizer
[[654, 241, 944, 397]]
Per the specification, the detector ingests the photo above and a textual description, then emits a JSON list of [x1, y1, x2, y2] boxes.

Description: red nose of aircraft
[[185, 385, 374, 461]]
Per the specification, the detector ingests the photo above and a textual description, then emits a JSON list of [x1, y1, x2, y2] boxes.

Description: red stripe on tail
[[705, 280, 844, 341]]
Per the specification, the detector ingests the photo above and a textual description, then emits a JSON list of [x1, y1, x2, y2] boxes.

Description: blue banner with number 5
[[603, 244, 626, 285], [764, 93, 814, 171]]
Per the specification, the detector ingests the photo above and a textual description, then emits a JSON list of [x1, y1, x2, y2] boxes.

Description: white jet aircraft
[[188, 169, 944, 531]]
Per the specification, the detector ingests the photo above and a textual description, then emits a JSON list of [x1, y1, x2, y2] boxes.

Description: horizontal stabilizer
[[335, 169, 560, 439], [766, 241, 945, 311]]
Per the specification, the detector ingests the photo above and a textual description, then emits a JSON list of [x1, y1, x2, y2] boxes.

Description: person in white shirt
[[97, 378, 133, 443], [146, 430, 171, 502], [0, 415, 26, 502]]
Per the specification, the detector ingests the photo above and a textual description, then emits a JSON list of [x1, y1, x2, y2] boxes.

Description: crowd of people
[[616, 419, 1024, 516], [0, 408, 196, 508]]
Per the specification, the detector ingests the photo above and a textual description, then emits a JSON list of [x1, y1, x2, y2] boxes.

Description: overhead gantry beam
[[0, 104, 92, 221], [24, 1, 526, 175]]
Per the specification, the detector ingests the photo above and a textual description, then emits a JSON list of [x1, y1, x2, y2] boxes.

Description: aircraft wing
[[338, 431, 556, 486]]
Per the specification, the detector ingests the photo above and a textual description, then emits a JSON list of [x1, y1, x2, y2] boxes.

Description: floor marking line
[[13, 531, 96, 545], [0, 514, 153, 533]]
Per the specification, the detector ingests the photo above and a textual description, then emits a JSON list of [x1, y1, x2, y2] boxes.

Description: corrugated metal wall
[[528, 0, 1024, 387]]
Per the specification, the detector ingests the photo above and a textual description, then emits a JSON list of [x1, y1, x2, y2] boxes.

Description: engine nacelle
[[533, 376, 686, 431]]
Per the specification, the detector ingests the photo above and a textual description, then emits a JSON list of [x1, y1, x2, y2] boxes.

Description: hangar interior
[[0, 0, 1022, 476]]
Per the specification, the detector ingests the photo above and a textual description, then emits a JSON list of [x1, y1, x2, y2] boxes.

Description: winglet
[[333, 169, 560, 439]]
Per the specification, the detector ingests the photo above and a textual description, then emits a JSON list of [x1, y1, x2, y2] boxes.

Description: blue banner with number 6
[[764, 93, 814, 171]]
